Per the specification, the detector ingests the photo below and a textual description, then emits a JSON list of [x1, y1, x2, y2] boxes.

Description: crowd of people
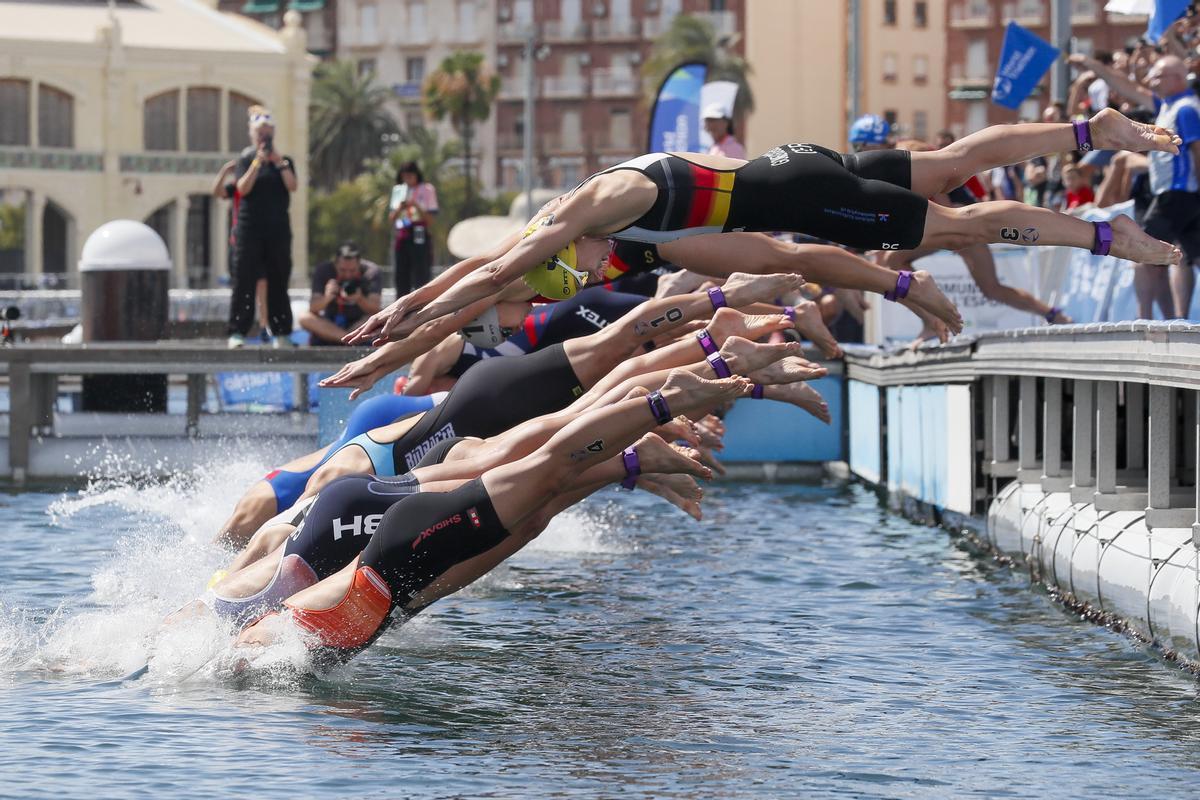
[[146, 103, 1187, 675]]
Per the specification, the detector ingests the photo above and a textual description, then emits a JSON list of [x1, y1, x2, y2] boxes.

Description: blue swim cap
[[849, 114, 890, 146]]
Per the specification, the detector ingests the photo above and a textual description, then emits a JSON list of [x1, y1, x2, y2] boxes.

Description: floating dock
[[844, 323, 1200, 665]]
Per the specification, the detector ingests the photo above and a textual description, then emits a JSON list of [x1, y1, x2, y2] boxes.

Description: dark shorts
[[1142, 190, 1200, 263], [729, 144, 928, 251]]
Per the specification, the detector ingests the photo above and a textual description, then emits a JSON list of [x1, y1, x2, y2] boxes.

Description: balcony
[[591, 68, 638, 97], [499, 78, 527, 100], [498, 21, 534, 42], [593, 16, 640, 40], [542, 19, 589, 41], [591, 131, 635, 152], [642, 13, 670, 38], [497, 132, 524, 151], [948, 62, 992, 88], [1002, 0, 1045, 25], [542, 75, 587, 98], [949, 0, 993, 27], [541, 132, 585, 153], [396, 26, 431, 45]]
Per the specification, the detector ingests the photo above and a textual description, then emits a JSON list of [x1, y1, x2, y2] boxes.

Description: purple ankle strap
[[707, 286, 727, 310], [1091, 221, 1113, 257], [706, 351, 732, 378], [783, 305, 796, 322], [620, 447, 640, 490], [884, 270, 912, 302], [1045, 306, 1062, 323], [695, 329, 718, 356], [646, 391, 672, 425], [751, 383, 764, 399], [1073, 119, 1094, 153]]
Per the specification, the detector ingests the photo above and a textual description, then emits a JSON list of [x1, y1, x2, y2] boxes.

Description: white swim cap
[[460, 305, 508, 348]]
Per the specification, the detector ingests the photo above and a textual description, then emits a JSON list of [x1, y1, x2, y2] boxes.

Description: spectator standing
[[703, 104, 746, 159], [1061, 164, 1095, 210], [299, 242, 383, 346], [212, 160, 268, 336], [389, 161, 438, 296], [1072, 53, 1200, 317], [227, 106, 297, 348]]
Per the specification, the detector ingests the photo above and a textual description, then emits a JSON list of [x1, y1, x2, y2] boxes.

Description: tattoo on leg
[[1021, 227, 1039, 243], [633, 307, 684, 336], [569, 439, 606, 461], [1000, 227, 1020, 241]]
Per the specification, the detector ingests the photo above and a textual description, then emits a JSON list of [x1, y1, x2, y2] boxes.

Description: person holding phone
[[388, 161, 438, 296], [227, 105, 297, 348]]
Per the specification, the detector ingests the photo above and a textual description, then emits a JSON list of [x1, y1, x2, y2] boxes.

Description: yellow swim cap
[[520, 219, 586, 299]]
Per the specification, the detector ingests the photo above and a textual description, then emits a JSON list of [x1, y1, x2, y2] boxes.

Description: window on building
[[144, 201, 175, 262], [227, 92, 259, 153], [913, 54, 929, 85], [913, 110, 928, 140], [409, 0, 428, 40], [144, 90, 180, 151], [358, 59, 377, 78], [914, 0, 928, 27], [359, 1, 378, 42], [404, 108, 424, 130], [966, 38, 988, 80], [710, 0, 727, 11], [406, 57, 426, 83], [514, 0, 532, 24], [186, 87, 220, 152], [883, 53, 899, 82], [610, 108, 631, 149], [1017, 0, 1043, 17], [37, 84, 73, 148], [884, 0, 897, 25], [0, 79, 30, 146], [42, 201, 70, 277], [186, 194, 212, 288], [1073, 37, 1093, 56], [966, 101, 988, 133], [560, 109, 582, 149], [457, 0, 477, 39], [1071, 0, 1096, 17]]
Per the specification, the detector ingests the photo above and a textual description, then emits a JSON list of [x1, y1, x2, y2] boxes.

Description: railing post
[[8, 360, 31, 484], [992, 375, 1011, 466], [1018, 375, 1038, 480], [1096, 381, 1118, 495], [1072, 380, 1096, 501], [186, 374, 206, 437], [1147, 385, 1175, 519], [1043, 378, 1064, 482]]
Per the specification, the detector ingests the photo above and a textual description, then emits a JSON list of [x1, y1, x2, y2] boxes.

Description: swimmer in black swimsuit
[[236, 369, 751, 661], [352, 109, 1185, 346]]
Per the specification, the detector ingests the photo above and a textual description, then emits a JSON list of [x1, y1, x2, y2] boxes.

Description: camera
[[262, 134, 273, 154], [340, 279, 361, 296]]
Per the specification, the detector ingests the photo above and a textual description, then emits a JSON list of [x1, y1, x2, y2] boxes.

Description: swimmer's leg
[[225, 523, 298, 573], [216, 480, 278, 547], [920, 201, 1181, 266], [907, 109, 1180, 198]]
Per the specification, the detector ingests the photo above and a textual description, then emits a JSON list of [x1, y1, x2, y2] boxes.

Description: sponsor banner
[[992, 22, 1059, 110], [647, 62, 707, 153]]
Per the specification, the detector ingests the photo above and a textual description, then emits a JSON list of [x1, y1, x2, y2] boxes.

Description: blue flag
[[991, 22, 1060, 110], [1147, 0, 1189, 42], [647, 62, 707, 153]]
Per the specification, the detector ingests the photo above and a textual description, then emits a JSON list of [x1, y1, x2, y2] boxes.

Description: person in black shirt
[[299, 242, 384, 345], [227, 106, 297, 348]]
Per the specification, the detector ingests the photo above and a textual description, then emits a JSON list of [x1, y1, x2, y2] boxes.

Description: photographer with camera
[[298, 242, 383, 346], [227, 105, 297, 349]]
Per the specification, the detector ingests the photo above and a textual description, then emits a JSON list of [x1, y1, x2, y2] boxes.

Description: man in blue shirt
[[1072, 53, 1200, 318]]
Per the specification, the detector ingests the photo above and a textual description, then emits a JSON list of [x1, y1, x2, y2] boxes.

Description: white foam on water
[[14, 447, 319, 683], [524, 504, 634, 556]]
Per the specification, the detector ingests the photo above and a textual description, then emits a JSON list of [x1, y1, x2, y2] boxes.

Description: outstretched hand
[[343, 294, 417, 346], [318, 354, 393, 400]]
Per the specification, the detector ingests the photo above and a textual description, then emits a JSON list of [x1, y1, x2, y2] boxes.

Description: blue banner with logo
[[647, 62, 707, 153], [1148, 0, 1189, 42], [992, 22, 1059, 110]]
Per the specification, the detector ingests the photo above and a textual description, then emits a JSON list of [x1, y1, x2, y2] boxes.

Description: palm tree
[[642, 14, 755, 119], [423, 51, 500, 215], [309, 60, 399, 189]]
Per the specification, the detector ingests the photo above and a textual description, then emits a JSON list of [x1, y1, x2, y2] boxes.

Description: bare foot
[[698, 414, 725, 438], [763, 383, 831, 423], [660, 369, 751, 409], [633, 433, 712, 480], [657, 415, 700, 447], [788, 299, 842, 358], [707, 307, 793, 343], [1089, 107, 1181, 155], [695, 445, 726, 476], [907, 325, 942, 351], [1110, 214, 1181, 266], [638, 475, 703, 520], [747, 356, 829, 385], [236, 613, 280, 648], [720, 271, 807, 306], [718, 336, 803, 375], [898, 270, 962, 336]]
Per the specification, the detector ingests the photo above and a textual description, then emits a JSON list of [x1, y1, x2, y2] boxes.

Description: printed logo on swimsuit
[[331, 513, 384, 541], [574, 305, 608, 330], [403, 423, 458, 470], [467, 507, 481, 528], [412, 513, 462, 550]]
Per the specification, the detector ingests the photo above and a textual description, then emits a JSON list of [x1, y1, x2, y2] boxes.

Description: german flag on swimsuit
[[602, 153, 737, 244]]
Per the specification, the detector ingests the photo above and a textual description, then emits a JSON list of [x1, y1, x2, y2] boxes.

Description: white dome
[[78, 219, 172, 272]]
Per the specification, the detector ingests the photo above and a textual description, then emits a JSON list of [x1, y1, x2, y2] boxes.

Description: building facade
[[745, 0, 946, 157], [0, 0, 313, 289], [945, 0, 1148, 135], [492, 0, 745, 193], [218, 0, 338, 58]]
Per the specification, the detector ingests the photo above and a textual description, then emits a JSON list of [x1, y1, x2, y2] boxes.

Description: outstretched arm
[[1067, 54, 1153, 108]]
